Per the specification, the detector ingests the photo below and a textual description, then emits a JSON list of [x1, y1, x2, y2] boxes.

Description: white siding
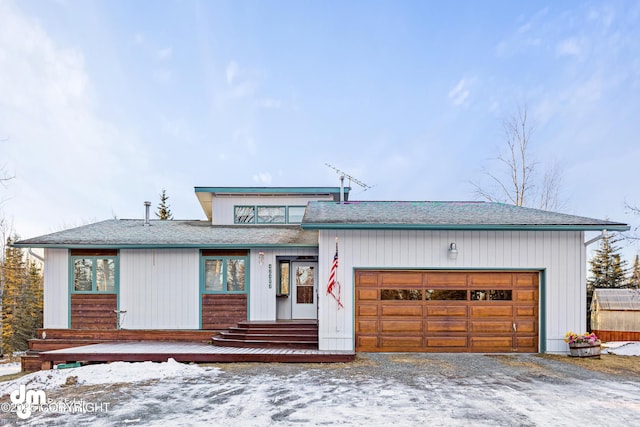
[[211, 195, 334, 225], [317, 229, 586, 353], [119, 249, 199, 329], [43, 248, 69, 328], [249, 247, 319, 321]]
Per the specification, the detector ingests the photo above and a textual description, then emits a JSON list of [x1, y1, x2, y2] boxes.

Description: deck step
[[213, 321, 319, 350], [233, 321, 318, 330], [211, 337, 318, 349], [219, 332, 317, 341]]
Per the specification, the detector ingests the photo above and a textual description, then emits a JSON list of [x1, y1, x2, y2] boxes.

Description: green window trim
[[70, 254, 119, 294], [201, 255, 249, 294]]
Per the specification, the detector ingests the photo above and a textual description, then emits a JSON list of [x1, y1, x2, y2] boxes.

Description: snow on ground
[[0, 354, 638, 426], [0, 358, 219, 393], [602, 342, 640, 356]]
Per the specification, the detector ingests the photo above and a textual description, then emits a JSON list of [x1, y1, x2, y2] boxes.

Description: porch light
[[448, 243, 458, 260], [258, 251, 265, 265]]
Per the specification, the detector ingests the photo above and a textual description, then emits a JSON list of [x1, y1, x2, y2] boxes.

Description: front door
[[291, 262, 317, 319]]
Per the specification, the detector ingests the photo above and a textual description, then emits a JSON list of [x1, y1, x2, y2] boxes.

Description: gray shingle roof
[[302, 201, 628, 230], [593, 289, 640, 311], [13, 220, 318, 248]]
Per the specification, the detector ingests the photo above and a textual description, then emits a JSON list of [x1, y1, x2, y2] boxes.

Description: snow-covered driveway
[[1, 352, 639, 426]]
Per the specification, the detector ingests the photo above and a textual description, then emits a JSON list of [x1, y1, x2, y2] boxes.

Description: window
[[278, 261, 290, 296], [287, 206, 306, 223], [234, 205, 307, 224], [471, 290, 512, 301], [70, 250, 118, 293], [202, 256, 248, 293], [257, 206, 286, 224], [234, 206, 255, 223], [425, 290, 467, 300], [381, 289, 423, 300]]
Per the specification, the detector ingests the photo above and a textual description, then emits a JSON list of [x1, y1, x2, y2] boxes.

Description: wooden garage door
[[355, 271, 539, 353]]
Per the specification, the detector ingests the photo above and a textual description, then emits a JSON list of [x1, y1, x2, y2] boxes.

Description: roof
[[194, 186, 349, 222], [592, 289, 640, 311], [12, 220, 319, 249], [301, 201, 629, 231]]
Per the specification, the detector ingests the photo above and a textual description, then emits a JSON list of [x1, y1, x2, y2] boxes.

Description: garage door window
[[471, 290, 512, 301], [381, 290, 423, 300], [379, 289, 513, 301], [425, 290, 467, 300]]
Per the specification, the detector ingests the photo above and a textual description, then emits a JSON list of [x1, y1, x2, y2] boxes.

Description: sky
[[0, 1, 639, 259]]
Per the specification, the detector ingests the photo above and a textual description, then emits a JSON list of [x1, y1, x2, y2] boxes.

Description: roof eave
[[194, 186, 349, 194], [300, 223, 630, 231], [11, 243, 319, 249]]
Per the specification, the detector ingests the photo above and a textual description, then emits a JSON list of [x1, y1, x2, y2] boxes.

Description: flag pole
[[335, 237, 340, 331]]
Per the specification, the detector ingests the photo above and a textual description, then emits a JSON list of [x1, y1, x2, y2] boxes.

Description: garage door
[[355, 271, 539, 353]]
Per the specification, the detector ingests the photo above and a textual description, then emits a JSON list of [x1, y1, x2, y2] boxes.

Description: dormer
[[194, 187, 349, 225]]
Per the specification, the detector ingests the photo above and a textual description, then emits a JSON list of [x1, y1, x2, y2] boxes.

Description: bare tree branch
[[470, 102, 562, 210], [623, 201, 640, 243], [538, 161, 563, 211]]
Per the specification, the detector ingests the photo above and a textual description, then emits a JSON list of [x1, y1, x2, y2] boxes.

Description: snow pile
[[602, 341, 640, 356], [0, 358, 219, 396]]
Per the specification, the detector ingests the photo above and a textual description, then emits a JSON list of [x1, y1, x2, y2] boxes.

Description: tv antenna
[[325, 163, 373, 191]]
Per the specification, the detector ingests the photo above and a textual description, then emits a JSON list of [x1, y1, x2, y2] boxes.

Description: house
[[591, 288, 640, 341], [13, 185, 629, 363]]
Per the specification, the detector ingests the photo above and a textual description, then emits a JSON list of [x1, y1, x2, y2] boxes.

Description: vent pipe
[[144, 201, 151, 226], [339, 175, 345, 204]]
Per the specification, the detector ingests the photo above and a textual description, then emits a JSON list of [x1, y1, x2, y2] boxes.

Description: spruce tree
[[630, 254, 640, 289], [156, 189, 173, 220], [1, 238, 43, 354], [586, 233, 629, 330], [1, 237, 23, 354], [14, 261, 43, 350], [587, 233, 628, 289]]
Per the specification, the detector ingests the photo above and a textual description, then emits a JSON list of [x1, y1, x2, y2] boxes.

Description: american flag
[[326, 240, 343, 309]]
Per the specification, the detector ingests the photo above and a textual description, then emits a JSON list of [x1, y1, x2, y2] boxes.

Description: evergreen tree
[[2, 237, 24, 354], [1, 237, 43, 354], [586, 233, 628, 330], [630, 254, 640, 289], [156, 189, 173, 220], [14, 261, 43, 350], [587, 233, 628, 289]]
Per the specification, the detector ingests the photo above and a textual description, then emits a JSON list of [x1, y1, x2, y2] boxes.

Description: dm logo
[[10, 385, 47, 419]]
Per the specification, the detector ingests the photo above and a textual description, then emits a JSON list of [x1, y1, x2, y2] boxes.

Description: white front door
[[291, 262, 317, 319]]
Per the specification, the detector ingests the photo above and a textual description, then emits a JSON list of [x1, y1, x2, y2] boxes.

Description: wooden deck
[[39, 341, 355, 368]]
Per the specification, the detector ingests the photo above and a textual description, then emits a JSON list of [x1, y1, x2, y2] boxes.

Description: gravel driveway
[[2, 353, 639, 426]]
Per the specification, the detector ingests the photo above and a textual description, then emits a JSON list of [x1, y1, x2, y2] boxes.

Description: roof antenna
[[325, 163, 373, 203]]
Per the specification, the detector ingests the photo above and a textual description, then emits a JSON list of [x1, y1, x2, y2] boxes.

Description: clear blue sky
[[1, 1, 638, 259]]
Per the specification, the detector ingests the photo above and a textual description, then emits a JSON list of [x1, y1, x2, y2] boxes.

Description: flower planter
[[568, 341, 601, 358]]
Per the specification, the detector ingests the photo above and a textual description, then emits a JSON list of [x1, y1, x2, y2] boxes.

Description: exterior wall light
[[448, 243, 458, 260], [258, 251, 265, 265]]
